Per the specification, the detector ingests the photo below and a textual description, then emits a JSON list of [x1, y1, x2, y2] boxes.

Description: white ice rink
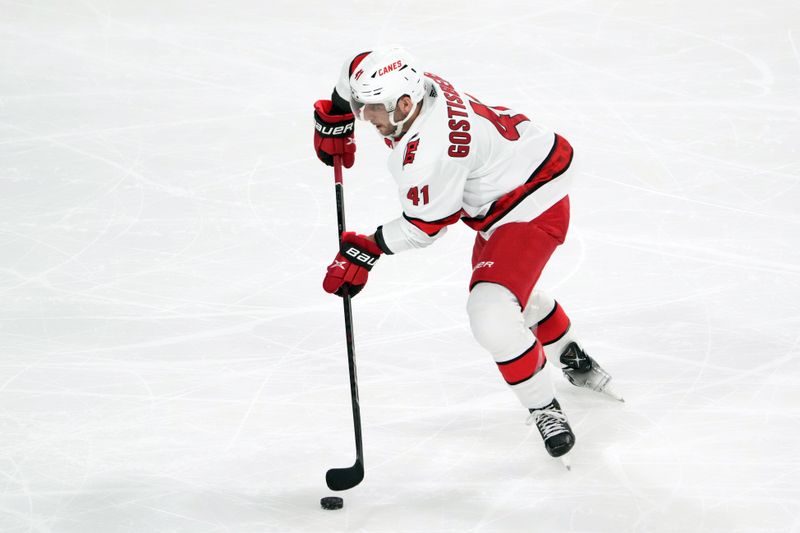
[[2, 1, 799, 531]]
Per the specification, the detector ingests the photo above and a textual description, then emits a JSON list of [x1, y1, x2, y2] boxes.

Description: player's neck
[[394, 100, 424, 141]]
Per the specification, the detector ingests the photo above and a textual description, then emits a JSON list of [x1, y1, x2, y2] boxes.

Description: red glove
[[323, 232, 382, 297], [314, 99, 356, 169]]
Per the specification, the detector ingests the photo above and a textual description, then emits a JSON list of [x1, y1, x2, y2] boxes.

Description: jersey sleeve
[[376, 159, 468, 254], [332, 58, 352, 112]]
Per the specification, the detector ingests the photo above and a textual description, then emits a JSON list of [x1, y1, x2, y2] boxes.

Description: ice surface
[[1, 1, 799, 531]]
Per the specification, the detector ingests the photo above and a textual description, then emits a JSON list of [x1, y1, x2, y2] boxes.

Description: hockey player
[[313, 47, 621, 465]]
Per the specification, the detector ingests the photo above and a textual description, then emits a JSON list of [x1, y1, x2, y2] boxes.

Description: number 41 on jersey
[[407, 184, 429, 206]]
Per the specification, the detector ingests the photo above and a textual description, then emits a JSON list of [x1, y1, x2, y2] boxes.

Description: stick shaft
[[333, 155, 364, 468]]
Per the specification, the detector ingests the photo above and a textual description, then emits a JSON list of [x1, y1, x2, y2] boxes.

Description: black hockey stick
[[325, 155, 365, 491]]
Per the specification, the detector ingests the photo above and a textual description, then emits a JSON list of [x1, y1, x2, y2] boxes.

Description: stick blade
[[326, 459, 364, 491]]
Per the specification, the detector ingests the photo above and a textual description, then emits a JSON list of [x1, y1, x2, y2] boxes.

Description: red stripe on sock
[[534, 302, 571, 345], [497, 341, 546, 386]]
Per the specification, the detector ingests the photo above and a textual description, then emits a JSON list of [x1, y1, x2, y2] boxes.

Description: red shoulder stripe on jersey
[[403, 211, 463, 236], [349, 51, 371, 76], [462, 134, 574, 232], [496, 341, 547, 385]]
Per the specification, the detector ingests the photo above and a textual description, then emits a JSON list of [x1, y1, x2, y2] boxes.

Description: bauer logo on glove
[[313, 99, 356, 168], [343, 245, 378, 268], [323, 232, 382, 297], [315, 121, 354, 137]]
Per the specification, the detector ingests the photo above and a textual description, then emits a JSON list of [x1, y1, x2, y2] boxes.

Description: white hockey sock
[[467, 283, 555, 409], [523, 289, 579, 366]]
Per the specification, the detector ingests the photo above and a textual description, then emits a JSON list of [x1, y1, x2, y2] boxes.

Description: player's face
[[362, 103, 396, 136], [360, 96, 415, 137]]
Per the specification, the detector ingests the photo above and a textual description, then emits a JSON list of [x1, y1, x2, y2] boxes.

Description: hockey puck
[[320, 496, 343, 510]]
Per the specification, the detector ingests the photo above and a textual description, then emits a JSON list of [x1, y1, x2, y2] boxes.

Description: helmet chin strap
[[386, 99, 419, 138]]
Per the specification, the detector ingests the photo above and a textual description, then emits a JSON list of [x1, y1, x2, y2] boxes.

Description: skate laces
[[526, 409, 570, 439]]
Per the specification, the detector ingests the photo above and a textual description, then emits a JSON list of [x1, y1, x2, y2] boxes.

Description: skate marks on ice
[[2, 0, 800, 532]]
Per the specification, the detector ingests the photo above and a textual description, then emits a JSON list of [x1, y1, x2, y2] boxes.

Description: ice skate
[[527, 398, 575, 469], [559, 342, 624, 402]]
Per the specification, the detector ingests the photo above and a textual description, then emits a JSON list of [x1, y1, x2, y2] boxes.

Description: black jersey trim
[[374, 226, 394, 255]]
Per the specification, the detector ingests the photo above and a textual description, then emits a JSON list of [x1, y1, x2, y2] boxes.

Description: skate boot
[[559, 342, 624, 402], [527, 398, 575, 469]]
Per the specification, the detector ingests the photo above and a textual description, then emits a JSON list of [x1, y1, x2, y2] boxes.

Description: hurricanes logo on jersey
[[403, 135, 420, 167]]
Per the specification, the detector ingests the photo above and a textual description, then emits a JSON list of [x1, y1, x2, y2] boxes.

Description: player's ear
[[398, 95, 413, 113]]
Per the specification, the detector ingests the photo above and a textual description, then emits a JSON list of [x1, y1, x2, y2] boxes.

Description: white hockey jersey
[[334, 64, 575, 255]]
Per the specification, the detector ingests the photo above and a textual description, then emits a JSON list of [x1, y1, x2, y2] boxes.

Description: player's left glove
[[313, 99, 356, 169], [323, 232, 382, 297]]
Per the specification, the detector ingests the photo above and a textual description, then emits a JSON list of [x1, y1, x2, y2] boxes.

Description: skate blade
[[560, 455, 571, 471], [601, 383, 625, 402]]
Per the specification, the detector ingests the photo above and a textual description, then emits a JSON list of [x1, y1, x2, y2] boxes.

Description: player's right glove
[[323, 232, 382, 297], [313, 99, 356, 169]]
